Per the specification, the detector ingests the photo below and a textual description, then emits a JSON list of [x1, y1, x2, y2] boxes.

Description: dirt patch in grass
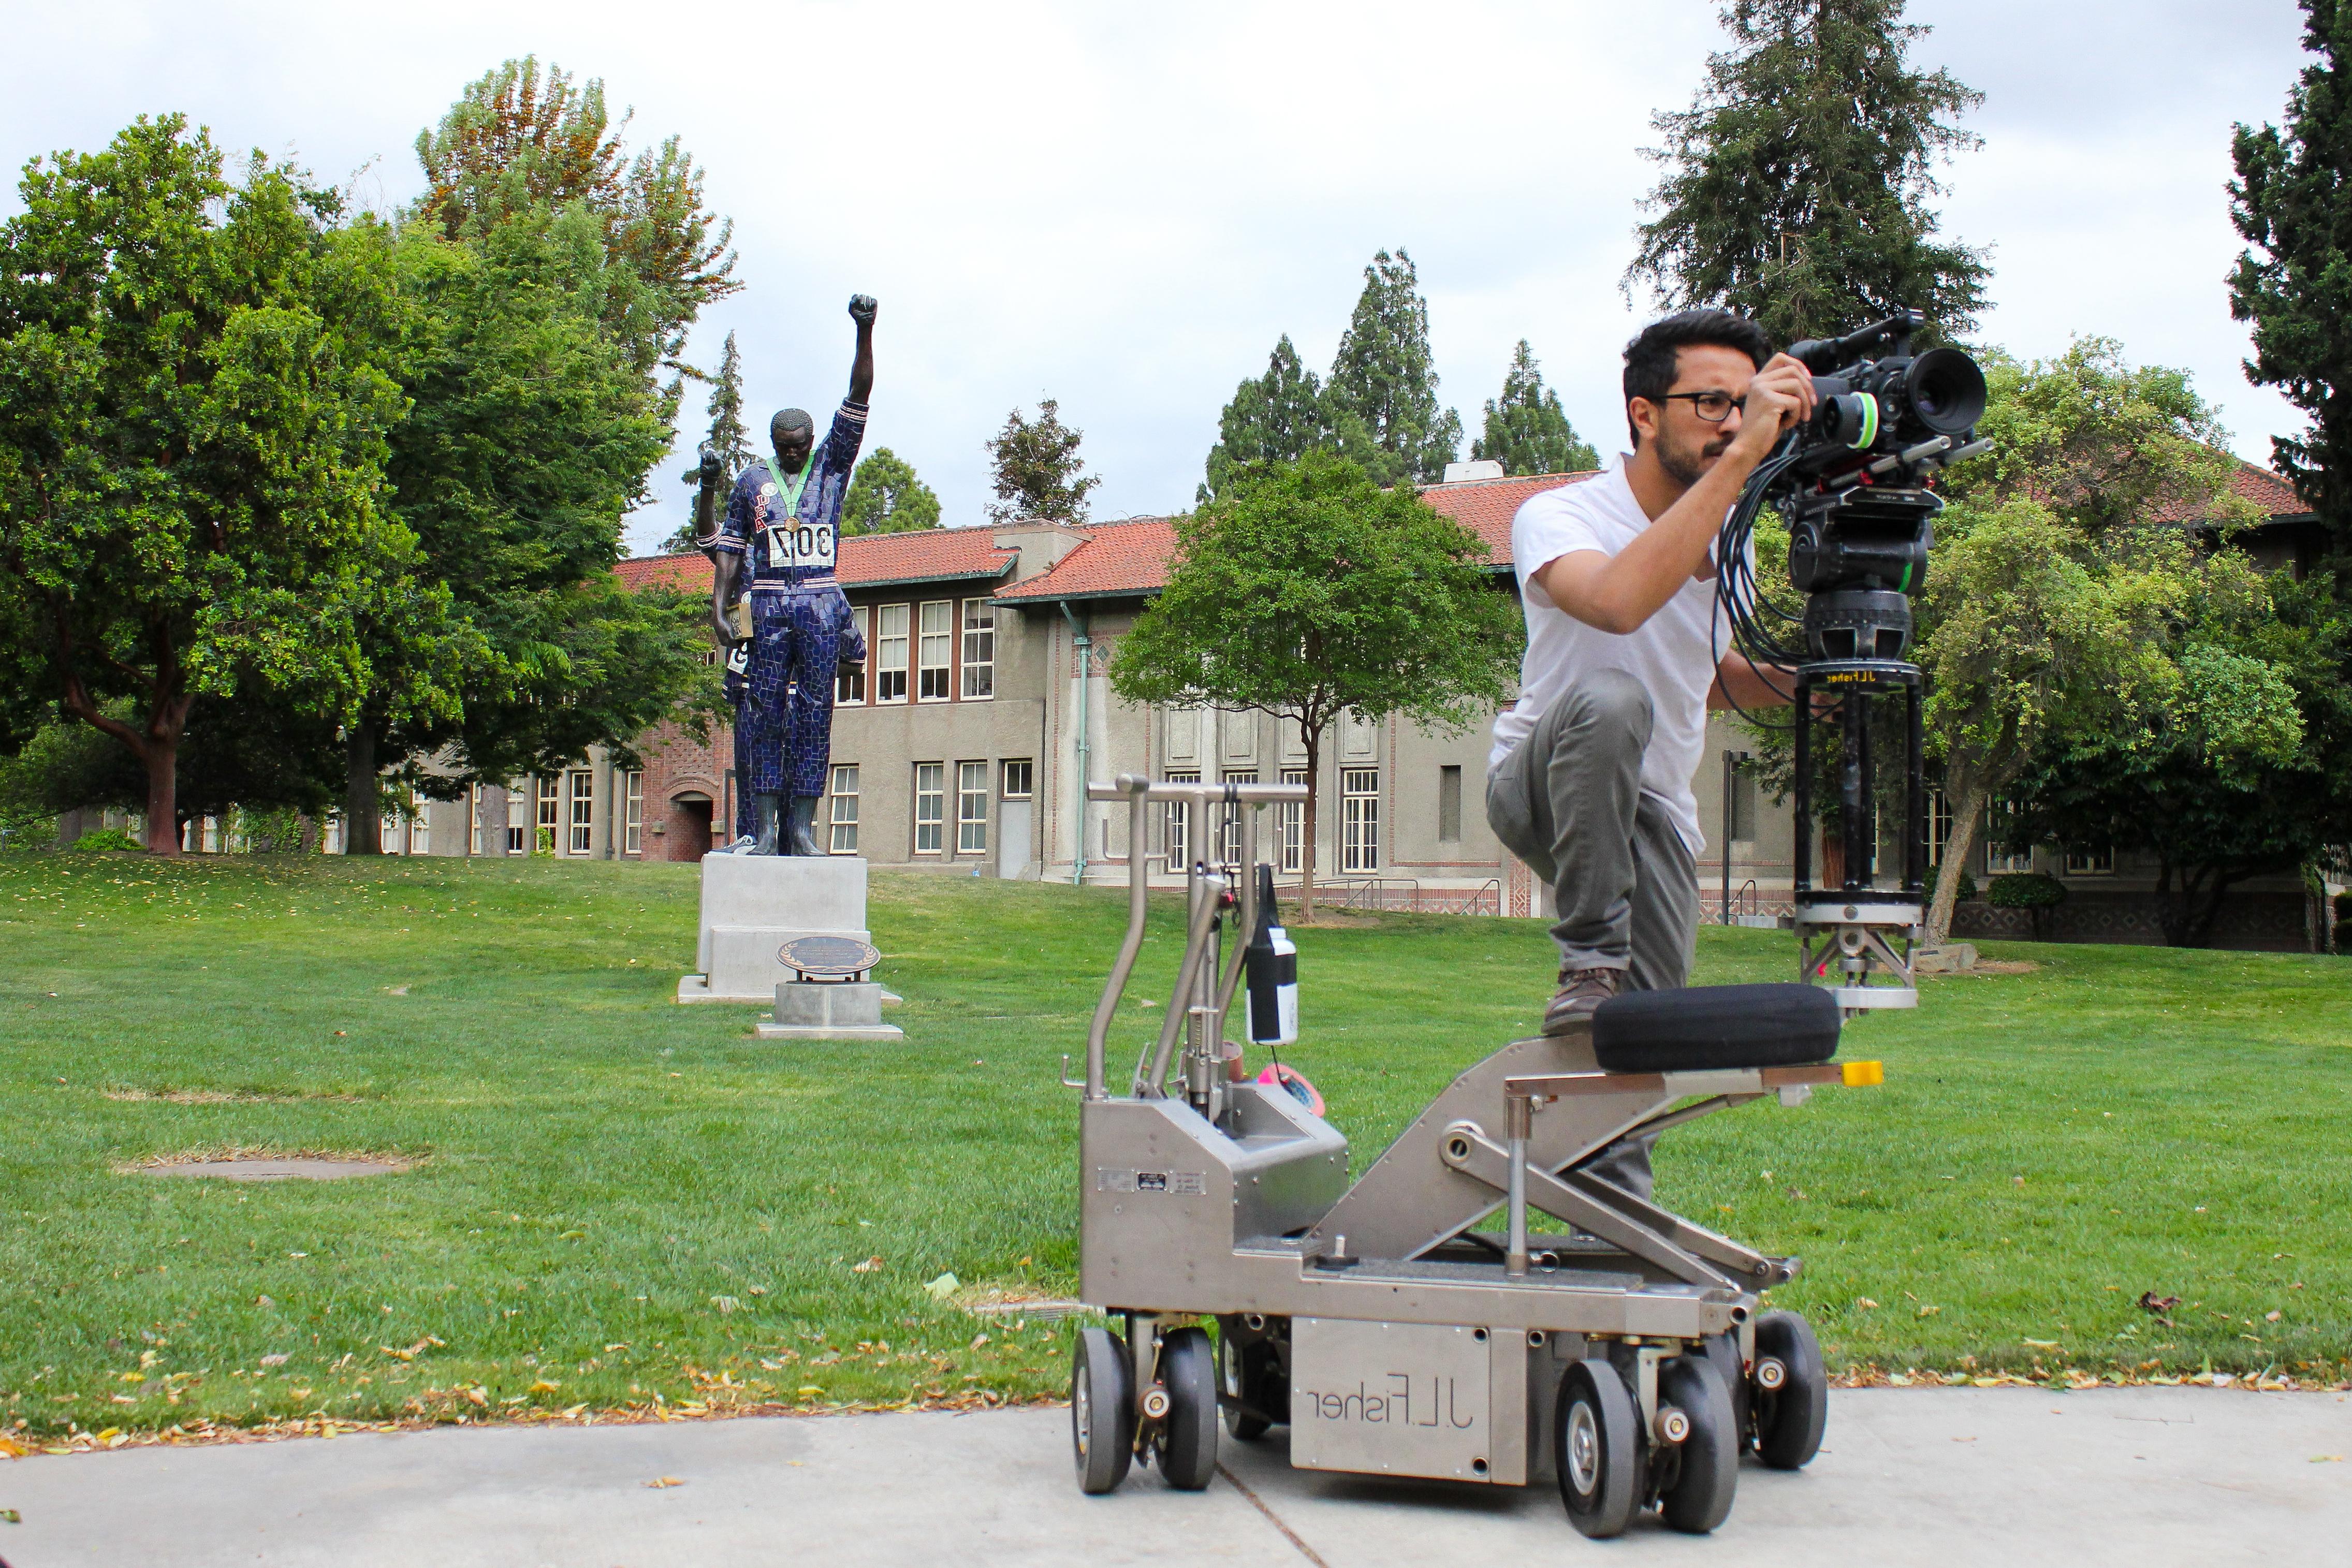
[[103, 1087, 366, 1105], [115, 1144, 419, 1175]]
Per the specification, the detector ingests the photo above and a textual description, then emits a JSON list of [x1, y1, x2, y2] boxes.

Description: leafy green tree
[[841, 448, 942, 536], [1628, 0, 1989, 344], [1326, 249, 1462, 487], [351, 209, 715, 851], [1200, 334, 1335, 502], [1914, 342, 2262, 942], [1471, 341, 1599, 476], [664, 328, 749, 551], [986, 400, 1099, 524], [2230, 0, 2352, 590], [0, 116, 423, 855], [2012, 580, 2338, 946], [413, 55, 738, 408], [1109, 453, 1520, 919]]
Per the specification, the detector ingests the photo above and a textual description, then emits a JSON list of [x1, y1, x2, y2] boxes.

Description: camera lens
[[1904, 348, 1985, 435]]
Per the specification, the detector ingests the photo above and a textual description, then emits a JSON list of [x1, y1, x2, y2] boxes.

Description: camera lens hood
[[1904, 347, 1986, 435]]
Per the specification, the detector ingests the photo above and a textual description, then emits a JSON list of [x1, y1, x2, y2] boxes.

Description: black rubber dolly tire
[[1555, 1359, 1640, 1538], [1219, 1328, 1272, 1441], [1071, 1326, 1134, 1495], [1157, 1326, 1220, 1490], [1658, 1353, 1740, 1534], [1752, 1310, 1829, 1470]]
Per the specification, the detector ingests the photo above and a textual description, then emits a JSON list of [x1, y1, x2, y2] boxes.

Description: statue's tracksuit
[[712, 400, 869, 802]]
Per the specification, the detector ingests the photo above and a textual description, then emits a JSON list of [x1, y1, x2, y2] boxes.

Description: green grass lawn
[[2, 851, 2346, 1446]]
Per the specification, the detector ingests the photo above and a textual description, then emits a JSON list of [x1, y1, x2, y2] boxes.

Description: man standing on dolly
[[708, 295, 876, 856], [1486, 310, 1816, 1196]]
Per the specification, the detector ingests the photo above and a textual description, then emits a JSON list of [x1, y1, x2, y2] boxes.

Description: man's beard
[[1655, 427, 1731, 489]]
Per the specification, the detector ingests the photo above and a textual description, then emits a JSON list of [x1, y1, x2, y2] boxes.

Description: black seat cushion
[[1591, 984, 1840, 1074]]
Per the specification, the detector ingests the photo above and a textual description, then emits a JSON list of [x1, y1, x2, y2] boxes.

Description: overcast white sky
[[0, 1, 2316, 554]]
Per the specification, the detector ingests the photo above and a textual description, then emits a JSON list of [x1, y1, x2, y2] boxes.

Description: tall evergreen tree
[[1200, 334, 1335, 502], [841, 448, 942, 535], [1627, 0, 1989, 345], [1471, 341, 1600, 476], [1327, 248, 1462, 487], [985, 400, 1099, 524], [2230, 0, 2352, 588], [664, 329, 748, 551]]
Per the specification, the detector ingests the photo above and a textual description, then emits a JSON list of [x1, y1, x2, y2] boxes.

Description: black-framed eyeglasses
[[1659, 390, 1739, 422]]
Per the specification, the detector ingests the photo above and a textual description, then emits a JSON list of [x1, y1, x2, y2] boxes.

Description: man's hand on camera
[[1733, 353, 1817, 456]]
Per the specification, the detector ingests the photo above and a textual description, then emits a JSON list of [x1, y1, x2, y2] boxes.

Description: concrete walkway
[[0, 1388, 2345, 1566]]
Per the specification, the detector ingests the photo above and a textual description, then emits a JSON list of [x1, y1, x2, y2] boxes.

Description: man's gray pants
[[1485, 667, 1699, 1199]]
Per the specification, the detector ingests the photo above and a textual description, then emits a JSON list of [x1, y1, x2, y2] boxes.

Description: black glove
[[848, 294, 878, 327]]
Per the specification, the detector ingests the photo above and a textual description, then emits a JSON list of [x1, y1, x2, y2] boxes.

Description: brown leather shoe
[[1542, 967, 1623, 1035]]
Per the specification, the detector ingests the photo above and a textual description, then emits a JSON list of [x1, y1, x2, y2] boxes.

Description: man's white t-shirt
[[1488, 455, 1730, 856]]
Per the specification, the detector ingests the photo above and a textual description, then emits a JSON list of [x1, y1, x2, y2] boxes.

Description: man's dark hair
[[770, 407, 815, 445], [1621, 310, 1773, 446]]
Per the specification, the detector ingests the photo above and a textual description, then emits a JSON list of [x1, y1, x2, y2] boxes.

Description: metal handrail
[[1082, 775, 1307, 1101]]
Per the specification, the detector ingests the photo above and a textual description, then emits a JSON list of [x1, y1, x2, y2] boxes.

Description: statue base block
[[677, 854, 875, 1003], [754, 981, 903, 1041]]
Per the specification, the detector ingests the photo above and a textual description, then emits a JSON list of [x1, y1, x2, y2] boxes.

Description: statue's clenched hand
[[848, 294, 878, 327]]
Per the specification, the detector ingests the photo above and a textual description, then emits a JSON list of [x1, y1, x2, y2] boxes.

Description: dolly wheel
[[1658, 1355, 1740, 1534], [1752, 1311, 1829, 1470], [1157, 1327, 1220, 1490], [1556, 1359, 1639, 1538], [1072, 1326, 1134, 1494], [1220, 1329, 1272, 1441]]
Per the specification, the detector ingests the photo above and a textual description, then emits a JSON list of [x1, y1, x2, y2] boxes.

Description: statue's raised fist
[[698, 443, 725, 482], [848, 294, 879, 326]]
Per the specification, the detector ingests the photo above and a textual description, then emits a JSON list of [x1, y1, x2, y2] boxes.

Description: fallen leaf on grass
[[1, 1507, 19, 1522], [259, 1354, 288, 1367], [529, 1380, 560, 1394], [923, 1272, 959, 1300], [644, 1476, 684, 1489], [0, 1438, 20, 1459], [1917, 1305, 1940, 1318], [795, 1386, 824, 1399], [2022, 1337, 2057, 1348], [2312, 1455, 2344, 1463], [851, 1257, 883, 1273], [1854, 1298, 1880, 1311], [2265, 1311, 2282, 1323], [709, 1296, 742, 1314], [461, 1386, 488, 1408]]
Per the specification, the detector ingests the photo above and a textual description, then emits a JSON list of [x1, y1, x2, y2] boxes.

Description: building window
[[623, 771, 644, 855], [1438, 765, 1462, 844], [1728, 754, 1759, 842], [829, 764, 859, 855], [1341, 768, 1380, 873], [836, 605, 869, 704], [876, 604, 909, 703], [1984, 798, 2033, 874], [1001, 759, 1033, 799], [961, 600, 995, 699], [568, 771, 595, 855], [1218, 771, 1256, 864], [506, 781, 530, 854], [1163, 770, 1200, 868], [1278, 768, 1308, 873], [914, 763, 945, 854], [1927, 788, 1954, 867], [957, 761, 990, 854], [2065, 844, 2114, 875], [469, 784, 484, 856], [918, 599, 952, 701], [405, 794, 431, 855]]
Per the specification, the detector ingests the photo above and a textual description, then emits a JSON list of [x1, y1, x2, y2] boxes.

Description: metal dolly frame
[[1067, 775, 1882, 1537]]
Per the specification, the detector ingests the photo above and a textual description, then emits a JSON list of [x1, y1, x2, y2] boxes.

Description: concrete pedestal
[[677, 854, 875, 1004], [754, 981, 903, 1041]]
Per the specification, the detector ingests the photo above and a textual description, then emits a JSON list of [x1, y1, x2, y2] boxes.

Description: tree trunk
[[2184, 867, 2238, 949], [344, 722, 382, 855], [1926, 765, 1991, 946], [1297, 723, 1322, 925], [140, 732, 181, 856]]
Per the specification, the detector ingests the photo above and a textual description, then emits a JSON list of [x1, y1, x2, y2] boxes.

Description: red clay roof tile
[[613, 527, 1018, 595]]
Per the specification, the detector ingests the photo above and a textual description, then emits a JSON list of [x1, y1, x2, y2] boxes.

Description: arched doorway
[[668, 792, 713, 861]]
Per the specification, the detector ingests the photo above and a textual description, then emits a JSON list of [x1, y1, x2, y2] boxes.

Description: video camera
[[1713, 309, 1992, 1012]]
